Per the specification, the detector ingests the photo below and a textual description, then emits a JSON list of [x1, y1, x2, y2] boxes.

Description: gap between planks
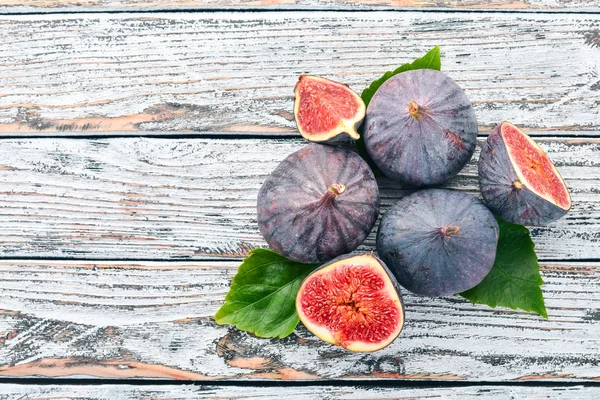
[[1, 0, 600, 14], [2, 8, 600, 15], [0, 377, 599, 387], [0, 382, 597, 400], [0, 130, 598, 140]]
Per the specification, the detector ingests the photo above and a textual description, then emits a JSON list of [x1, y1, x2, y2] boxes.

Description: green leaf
[[215, 248, 320, 338], [360, 45, 441, 108], [459, 217, 548, 318], [356, 46, 441, 173]]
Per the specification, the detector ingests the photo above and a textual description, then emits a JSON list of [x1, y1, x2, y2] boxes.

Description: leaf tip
[[535, 302, 549, 319]]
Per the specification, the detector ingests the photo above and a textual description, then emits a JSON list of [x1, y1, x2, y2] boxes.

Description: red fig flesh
[[479, 122, 571, 225], [294, 75, 366, 142], [296, 254, 405, 352]]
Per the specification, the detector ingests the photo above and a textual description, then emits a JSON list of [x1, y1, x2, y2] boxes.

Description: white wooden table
[[0, 1, 598, 398]]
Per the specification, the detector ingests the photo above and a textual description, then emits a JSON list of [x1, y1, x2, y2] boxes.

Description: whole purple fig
[[364, 69, 478, 187], [377, 189, 499, 297], [257, 144, 379, 264]]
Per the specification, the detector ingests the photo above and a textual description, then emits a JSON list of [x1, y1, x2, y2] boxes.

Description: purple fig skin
[[377, 189, 499, 297], [478, 123, 570, 226], [257, 144, 380, 264], [364, 69, 478, 187]]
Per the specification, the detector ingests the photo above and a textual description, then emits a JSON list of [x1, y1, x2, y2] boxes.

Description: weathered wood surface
[[0, 137, 598, 260], [2, 0, 600, 12], [0, 259, 597, 380], [0, 13, 599, 136], [0, 6, 598, 389], [0, 384, 598, 399]]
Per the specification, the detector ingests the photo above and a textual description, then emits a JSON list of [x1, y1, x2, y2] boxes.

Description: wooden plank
[[0, 13, 599, 136], [0, 259, 597, 380], [1, 0, 599, 13], [0, 384, 598, 399], [0, 137, 598, 260]]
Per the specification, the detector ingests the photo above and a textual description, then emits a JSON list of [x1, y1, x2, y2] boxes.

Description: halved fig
[[257, 144, 379, 264], [296, 254, 405, 352], [364, 69, 478, 187], [479, 122, 571, 225], [294, 75, 366, 142], [377, 189, 499, 297]]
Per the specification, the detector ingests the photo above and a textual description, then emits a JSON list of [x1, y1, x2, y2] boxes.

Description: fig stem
[[408, 101, 420, 118], [513, 180, 523, 190], [442, 226, 460, 238], [328, 184, 346, 196], [320, 184, 346, 205]]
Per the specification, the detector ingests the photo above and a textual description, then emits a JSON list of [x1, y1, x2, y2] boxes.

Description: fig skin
[[257, 144, 379, 264], [478, 122, 571, 226], [296, 253, 405, 352], [364, 69, 478, 187], [294, 75, 366, 143], [377, 189, 499, 297]]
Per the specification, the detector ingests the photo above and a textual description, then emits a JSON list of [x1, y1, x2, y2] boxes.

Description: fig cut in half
[[296, 254, 405, 352], [257, 144, 379, 264], [294, 75, 366, 142], [479, 122, 571, 225], [364, 69, 478, 187]]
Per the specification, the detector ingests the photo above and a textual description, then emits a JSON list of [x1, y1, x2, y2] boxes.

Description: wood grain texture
[[0, 13, 599, 136], [0, 259, 597, 381], [1, 0, 600, 12], [0, 137, 598, 260], [0, 384, 598, 399]]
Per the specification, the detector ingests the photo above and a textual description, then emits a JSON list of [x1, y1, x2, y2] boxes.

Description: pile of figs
[[256, 71, 572, 352]]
